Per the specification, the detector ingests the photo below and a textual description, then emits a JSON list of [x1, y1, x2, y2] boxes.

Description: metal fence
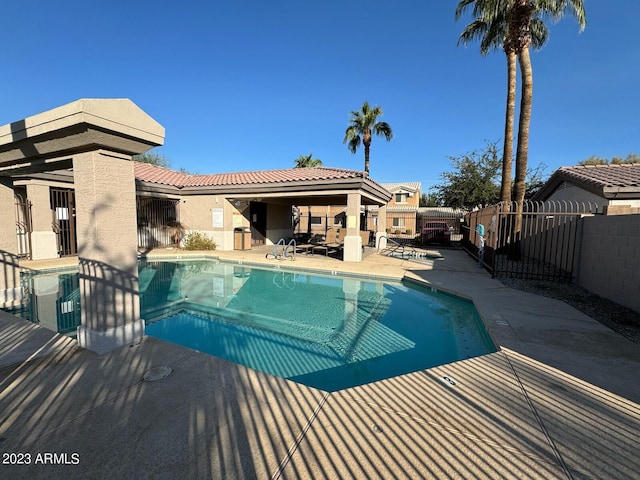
[[137, 197, 181, 250], [463, 200, 600, 281], [15, 193, 32, 259], [293, 207, 466, 246], [385, 211, 419, 243], [293, 210, 375, 245], [294, 211, 346, 238], [386, 208, 465, 245], [50, 188, 77, 257]]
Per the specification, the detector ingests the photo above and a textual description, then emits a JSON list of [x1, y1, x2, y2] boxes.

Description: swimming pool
[[139, 259, 496, 390], [9, 259, 496, 391]]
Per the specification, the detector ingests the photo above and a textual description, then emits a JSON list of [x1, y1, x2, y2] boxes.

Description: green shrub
[[183, 231, 217, 251]]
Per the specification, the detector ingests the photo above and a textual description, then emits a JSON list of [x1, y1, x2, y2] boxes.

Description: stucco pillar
[[343, 193, 362, 262], [73, 150, 143, 354], [376, 204, 387, 250], [0, 178, 21, 307], [26, 183, 59, 260]]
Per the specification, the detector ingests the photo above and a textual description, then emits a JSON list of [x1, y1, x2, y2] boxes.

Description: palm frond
[[373, 122, 393, 140]]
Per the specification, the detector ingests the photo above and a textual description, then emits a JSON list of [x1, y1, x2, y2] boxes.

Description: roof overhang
[[136, 175, 392, 206], [534, 166, 640, 201]]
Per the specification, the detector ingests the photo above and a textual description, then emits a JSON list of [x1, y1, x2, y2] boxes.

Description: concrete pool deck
[[1, 248, 639, 479]]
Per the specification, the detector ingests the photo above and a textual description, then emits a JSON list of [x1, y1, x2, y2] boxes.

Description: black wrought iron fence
[[15, 193, 32, 259], [463, 201, 600, 281], [137, 197, 181, 249], [50, 188, 77, 257]]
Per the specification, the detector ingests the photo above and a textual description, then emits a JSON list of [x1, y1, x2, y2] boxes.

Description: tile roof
[[557, 164, 640, 189], [386, 205, 419, 212], [536, 163, 640, 200], [133, 163, 369, 188], [380, 182, 421, 192]]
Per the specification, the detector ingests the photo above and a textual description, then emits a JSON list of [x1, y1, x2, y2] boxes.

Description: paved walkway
[[1, 248, 639, 479]]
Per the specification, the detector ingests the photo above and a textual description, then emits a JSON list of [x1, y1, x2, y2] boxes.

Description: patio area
[[2, 248, 639, 479]]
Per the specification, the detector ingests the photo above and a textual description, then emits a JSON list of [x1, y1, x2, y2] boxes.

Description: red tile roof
[[134, 162, 369, 188]]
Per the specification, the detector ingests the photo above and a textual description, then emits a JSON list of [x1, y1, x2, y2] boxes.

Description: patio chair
[[311, 229, 343, 256], [360, 230, 372, 251]]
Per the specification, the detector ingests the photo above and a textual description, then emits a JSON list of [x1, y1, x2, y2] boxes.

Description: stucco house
[[533, 163, 640, 214], [379, 182, 421, 236]]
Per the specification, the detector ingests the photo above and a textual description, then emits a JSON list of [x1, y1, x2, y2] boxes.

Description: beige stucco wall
[[610, 199, 640, 208], [73, 150, 143, 353], [545, 182, 605, 206], [297, 205, 345, 236], [577, 214, 640, 313], [266, 203, 293, 245], [386, 188, 420, 209], [179, 195, 249, 251]]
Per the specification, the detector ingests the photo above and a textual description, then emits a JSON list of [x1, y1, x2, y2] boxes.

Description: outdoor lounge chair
[[360, 230, 372, 251], [311, 229, 343, 256]]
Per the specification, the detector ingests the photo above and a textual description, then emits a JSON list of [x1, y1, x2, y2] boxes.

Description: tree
[[343, 101, 393, 174], [612, 153, 640, 164], [578, 156, 608, 166], [294, 153, 323, 168], [455, 0, 549, 205], [579, 153, 640, 165], [507, 0, 585, 226], [133, 151, 171, 168], [420, 192, 441, 207], [524, 162, 548, 199], [434, 141, 502, 210]]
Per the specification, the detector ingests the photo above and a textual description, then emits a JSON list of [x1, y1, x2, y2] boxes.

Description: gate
[[50, 188, 77, 257], [15, 193, 33, 259], [463, 201, 600, 281], [137, 197, 181, 249]]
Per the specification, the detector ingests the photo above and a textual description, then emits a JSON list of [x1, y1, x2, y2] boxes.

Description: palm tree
[[455, 0, 548, 205], [294, 153, 323, 168], [455, 0, 585, 260], [508, 0, 585, 226], [343, 101, 393, 174]]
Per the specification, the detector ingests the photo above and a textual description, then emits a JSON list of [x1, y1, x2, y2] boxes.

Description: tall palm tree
[[294, 153, 322, 168], [509, 0, 585, 227], [343, 101, 393, 174], [455, 0, 548, 205]]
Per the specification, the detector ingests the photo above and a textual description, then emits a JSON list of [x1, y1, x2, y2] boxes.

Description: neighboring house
[[379, 182, 421, 238], [533, 164, 640, 213]]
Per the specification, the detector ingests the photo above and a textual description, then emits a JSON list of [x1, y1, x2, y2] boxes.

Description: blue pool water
[[8, 259, 496, 391], [140, 260, 496, 391]]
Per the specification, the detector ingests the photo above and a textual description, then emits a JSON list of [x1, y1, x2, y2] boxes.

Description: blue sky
[[1, 1, 638, 191]]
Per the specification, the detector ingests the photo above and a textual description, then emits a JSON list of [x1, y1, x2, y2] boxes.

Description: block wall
[[577, 214, 640, 313]]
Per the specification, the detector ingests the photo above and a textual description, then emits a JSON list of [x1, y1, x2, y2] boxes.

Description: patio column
[[0, 178, 21, 308], [376, 204, 388, 250], [343, 193, 362, 262], [26, 183, 59, 260], [74, 150, 143, 354]]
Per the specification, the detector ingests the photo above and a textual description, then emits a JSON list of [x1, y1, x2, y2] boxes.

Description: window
[[392, 217, 405, 227], [310, 216, 322, 225], [395, 193, 409, 204]]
